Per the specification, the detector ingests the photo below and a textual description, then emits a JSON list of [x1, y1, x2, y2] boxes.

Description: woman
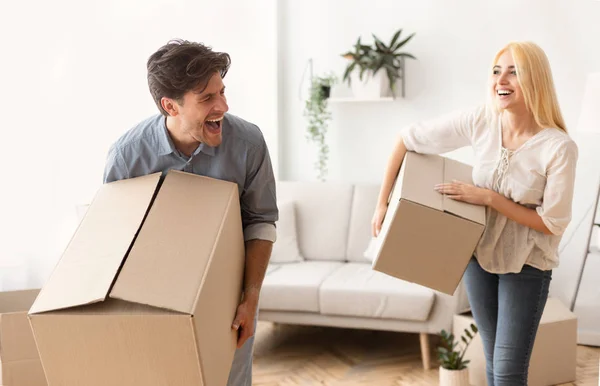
[[371, 41, 578, 386]]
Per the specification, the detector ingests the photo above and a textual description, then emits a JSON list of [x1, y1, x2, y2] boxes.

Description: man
[[103, 39, 278, 386]]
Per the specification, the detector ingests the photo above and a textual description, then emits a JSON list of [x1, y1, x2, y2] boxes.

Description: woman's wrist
[[485, 190, 498, 207]]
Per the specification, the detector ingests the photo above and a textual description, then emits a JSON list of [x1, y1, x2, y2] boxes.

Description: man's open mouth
[[205, 117, 223, 132]]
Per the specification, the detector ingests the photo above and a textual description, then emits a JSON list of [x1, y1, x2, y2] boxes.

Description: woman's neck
[[502, 107, 542, 137]]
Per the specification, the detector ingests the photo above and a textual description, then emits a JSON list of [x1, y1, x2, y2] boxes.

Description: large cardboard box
[[0, 289, 47, 386], [371, 152, 486, 294], [28, 171, 245, 386], [453, 298, 577, 386]]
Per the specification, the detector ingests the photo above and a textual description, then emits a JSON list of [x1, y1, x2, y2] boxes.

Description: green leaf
[[394, 53, 417, 60], [375, 41, 387, 52], [383, 64, 397, 74], [372, 33, 385, 48], [358, 66, 365, 79], [342, 63, 356, 84], [389, 29, 403, 48], [393, 32, 415, 51]]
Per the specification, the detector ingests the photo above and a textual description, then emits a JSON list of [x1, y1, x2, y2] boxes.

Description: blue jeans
[[463, 257, 552, 386], [226, 313, 258, 386]]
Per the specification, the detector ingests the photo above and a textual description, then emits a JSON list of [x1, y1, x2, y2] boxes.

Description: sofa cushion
[[346, 184, 380, 263], [319, 263, 436, 321], [259, 261, 343, 312], [276, 182, 353, 261], [270, 201, 304, 264]]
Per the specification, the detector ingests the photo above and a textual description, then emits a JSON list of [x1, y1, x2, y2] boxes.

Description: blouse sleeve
[[400, 105, 486, 154], [536, 139, 579, 236]]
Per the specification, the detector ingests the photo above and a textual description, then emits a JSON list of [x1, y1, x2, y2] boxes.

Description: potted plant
[[436, 324, 478, 386], [341, 28, 416, 99], [303, 73, 337, 181]]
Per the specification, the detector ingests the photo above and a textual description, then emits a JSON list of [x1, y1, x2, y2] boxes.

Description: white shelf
[[328, 97, 395, 103]]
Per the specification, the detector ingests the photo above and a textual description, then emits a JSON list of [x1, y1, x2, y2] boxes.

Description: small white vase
[[439, 366, 470, 386], [350, 71, 390, 99]]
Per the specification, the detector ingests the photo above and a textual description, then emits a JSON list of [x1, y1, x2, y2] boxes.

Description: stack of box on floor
[[453, 298, 578, 386], [370, 151, 486, 295], [28, 170, 246, 386], [0, 289, 46, 386]]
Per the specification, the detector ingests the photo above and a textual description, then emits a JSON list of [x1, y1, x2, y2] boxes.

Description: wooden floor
[[252, 322, 600, 386]]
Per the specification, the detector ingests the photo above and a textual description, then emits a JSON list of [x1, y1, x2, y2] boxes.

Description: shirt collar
[[156, 115, 217, 157], [194, 143, 216, 157]]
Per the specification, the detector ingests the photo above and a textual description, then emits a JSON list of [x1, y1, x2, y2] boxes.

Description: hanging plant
[[303, 73, 337, 181]]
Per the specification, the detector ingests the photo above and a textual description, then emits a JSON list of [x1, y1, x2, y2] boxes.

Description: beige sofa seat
[[319, 263, 435, 321], [259, 261, 344, 313]]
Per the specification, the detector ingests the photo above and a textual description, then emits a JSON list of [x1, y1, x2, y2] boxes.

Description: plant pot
[[350, 70, 390, 99], [320, 85, 331, 99], [439, 366, 470, 386]]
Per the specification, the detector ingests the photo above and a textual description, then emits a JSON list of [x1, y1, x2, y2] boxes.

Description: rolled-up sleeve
[[400, 105, 484, 154], [241, 136, 278, 242], [536, 140, 579, 235], [103, 146, 129, 184]]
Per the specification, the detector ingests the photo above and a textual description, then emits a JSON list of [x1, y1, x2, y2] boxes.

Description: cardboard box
[[453, 298, 577, 386], [371, 152, 486, 294], [28, 170, 245, 386], [0, 289, 47, 386]]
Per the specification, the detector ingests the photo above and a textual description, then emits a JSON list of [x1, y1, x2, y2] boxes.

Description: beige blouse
[[400, 105, 579, 274]]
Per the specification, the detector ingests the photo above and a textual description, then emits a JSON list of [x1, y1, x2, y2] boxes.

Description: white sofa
[[258, 181, 470, 369]]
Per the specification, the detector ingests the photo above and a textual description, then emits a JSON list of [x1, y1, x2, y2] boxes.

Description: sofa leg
[[419, 332, 431, 370]]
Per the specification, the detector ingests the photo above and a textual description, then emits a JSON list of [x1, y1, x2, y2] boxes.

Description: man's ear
[[161, 97, 180, 117]]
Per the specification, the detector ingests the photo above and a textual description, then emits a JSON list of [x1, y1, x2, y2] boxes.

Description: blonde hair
[[488, 41, 568, 133]]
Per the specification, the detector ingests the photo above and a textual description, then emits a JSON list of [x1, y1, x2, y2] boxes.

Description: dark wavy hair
[[147, 39, 231, 116]]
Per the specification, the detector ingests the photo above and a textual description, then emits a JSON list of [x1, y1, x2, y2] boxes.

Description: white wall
[[279, 0, 600, 183], [0, 0, 278, 290], [1, 0, 598, 291]]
